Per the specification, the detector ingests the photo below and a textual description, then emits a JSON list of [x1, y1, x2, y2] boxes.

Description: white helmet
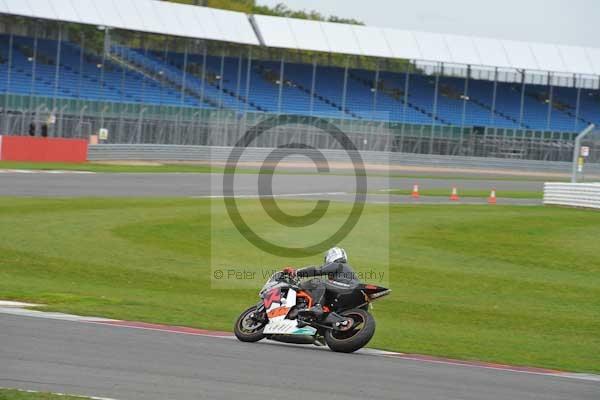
[[324, 247, 347, 264]]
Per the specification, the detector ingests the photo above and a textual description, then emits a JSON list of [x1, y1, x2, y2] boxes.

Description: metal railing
[[2, 94, 594, 162]]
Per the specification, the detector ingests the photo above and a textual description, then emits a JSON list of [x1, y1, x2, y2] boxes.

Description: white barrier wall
[[544, 183, 600, 209]]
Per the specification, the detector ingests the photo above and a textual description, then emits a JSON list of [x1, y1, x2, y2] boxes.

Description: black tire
[[234, 306, 266, 343], [324, 308, 376, 353]]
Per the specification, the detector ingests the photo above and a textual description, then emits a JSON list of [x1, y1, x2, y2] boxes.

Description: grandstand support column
[[546, 72, 554, 130], [77, 33, 84, 102], [177, 41, 189, 143], [243, 48, 252, 118], [430, 64, 441, 155], [518, 70, 526, 127], [30, 25, 39, 112], [309, 57, 317, 117], [52, 25, 63, 112], [234, 50, 243, 145], [138, 41, 147, 104], [219, 51, 226, 109], [460, 66, 471, 155], [372, 60, 380, 116], [100, 27, 111, 100], [400, 63, 411, 153], [118, 44, 127, 141], [574, 78, 581, 131], [3, 32, 13, 135], [200, 45, 207, 107], [490, 67, 498, 125], [160, 39, 171, 107], [277, 55, 285, 114], [341, 58, 349, 118], [181, 43, 189, 106], [236, 53, 243, 109], [238, 47, 252, 144]]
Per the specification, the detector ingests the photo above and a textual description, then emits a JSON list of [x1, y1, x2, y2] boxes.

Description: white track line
[[0, 307, 116, 322], [0, 169, 95, 174], [1, 387, 119, 400], [87, 321, 238, 340], [378, 354, 600, 382], [192, 192, 348, 199], [0, 301, 41, 308]]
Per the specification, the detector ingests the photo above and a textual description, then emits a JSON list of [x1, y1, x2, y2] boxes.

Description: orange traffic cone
[[411, 184, 420, 199], [450, 187, 460, 201], [488, 188, 497, 204]]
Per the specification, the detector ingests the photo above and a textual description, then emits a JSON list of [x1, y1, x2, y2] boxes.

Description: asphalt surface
[[1, 314, 598, 400], [0, 172, 544, 201]]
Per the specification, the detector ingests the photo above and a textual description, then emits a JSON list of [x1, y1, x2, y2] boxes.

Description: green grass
[[0, 389, 89, 400], [379, 189, 543, 199], [0, 198, 599, 373], [0, 161, 222, 174]]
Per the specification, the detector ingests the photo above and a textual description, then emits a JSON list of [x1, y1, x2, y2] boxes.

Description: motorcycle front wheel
[[325, 308, 375, 353], [234, 305, 266, 342]]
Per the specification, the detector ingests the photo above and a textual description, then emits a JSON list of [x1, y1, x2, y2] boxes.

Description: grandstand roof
[[1, 0, 599, 77], [0, 0, 259, 45], [253, 14, 600, 77]]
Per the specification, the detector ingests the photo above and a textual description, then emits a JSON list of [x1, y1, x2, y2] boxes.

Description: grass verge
[[0, 389, 89, 400], [0, 198, 598, 373], [0, 161, 221, 174]]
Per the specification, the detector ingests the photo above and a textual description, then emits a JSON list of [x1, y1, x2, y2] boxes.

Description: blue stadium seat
[[1, 34, 598, 132]]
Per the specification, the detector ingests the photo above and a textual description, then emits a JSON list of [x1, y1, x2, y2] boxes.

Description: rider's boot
[[323, 312, 354, 331]]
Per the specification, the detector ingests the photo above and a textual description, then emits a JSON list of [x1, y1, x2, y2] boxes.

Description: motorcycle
[[234, 271, 390, 353]]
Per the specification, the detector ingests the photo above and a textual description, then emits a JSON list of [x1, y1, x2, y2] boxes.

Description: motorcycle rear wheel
[[234, 306, 266, 342], [324, 308, 375, 353]]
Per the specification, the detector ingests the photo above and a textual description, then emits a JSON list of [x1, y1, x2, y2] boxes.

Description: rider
[[283, 246, 358, 320]]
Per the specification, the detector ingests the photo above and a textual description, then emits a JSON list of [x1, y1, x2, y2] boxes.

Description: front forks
[[252, 302, 268, 323]]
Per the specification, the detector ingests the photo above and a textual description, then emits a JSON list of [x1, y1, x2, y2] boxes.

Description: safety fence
[[544, 183, 600, 209], [2, 93, 593, 162]]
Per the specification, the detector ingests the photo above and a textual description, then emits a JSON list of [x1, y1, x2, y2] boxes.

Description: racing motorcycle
[[234, 271, 390, 353]]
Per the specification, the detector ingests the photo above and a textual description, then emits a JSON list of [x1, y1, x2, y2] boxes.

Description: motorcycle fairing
[[262, 288, 316, 336]]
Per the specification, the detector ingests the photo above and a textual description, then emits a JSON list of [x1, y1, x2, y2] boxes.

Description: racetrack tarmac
[[1, 314, 598, 400], [0, 172, 544, 202]]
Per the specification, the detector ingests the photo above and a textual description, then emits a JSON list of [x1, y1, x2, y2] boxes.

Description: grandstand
[[1, 0, 599, 161]]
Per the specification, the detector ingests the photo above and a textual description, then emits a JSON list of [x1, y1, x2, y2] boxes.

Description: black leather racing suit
[[297, 261, 359, 306]]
